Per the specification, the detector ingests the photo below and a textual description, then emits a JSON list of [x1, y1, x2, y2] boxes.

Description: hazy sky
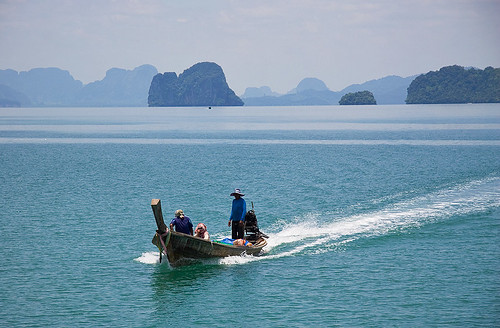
[[1, 0, 499, 94]]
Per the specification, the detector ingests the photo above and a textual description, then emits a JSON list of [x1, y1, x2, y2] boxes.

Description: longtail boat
[[151, 199, 268, 265]]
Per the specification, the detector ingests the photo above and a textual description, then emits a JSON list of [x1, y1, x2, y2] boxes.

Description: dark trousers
[[232, 221, 245, 239]]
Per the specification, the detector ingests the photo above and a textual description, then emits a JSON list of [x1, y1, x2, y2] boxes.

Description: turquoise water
[[0, 105, 499, 327]]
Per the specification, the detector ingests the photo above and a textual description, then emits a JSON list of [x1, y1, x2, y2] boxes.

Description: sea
[[0, 104, 499, 327]]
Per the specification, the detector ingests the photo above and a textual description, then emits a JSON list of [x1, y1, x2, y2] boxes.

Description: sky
[[0, 0, 499, 95]]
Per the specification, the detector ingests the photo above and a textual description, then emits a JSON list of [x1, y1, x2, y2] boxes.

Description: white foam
[[134, 251, 160, 264], [256, 176, 500, 261], [219, 253, 261, 265]]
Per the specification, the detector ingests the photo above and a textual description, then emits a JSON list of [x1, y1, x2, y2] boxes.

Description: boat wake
[[219, 176, 500, 265], [136, 176, 499, 266]]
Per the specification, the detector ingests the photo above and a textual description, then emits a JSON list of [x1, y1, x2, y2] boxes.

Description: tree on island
[[339, 90, 376, 105], [406, 65, 500, 104]]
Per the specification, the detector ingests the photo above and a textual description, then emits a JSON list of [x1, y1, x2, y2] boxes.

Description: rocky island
[[148, 62, 243, 107], [406, 65, 500, 104], [339, 90, 377, 105]]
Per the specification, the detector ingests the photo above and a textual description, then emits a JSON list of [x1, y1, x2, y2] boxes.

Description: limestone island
[[148, 62, 243, 107]]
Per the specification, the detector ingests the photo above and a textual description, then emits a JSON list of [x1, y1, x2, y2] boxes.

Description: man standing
[[228, 189, 246, 239], [170, 209, 193, 235]]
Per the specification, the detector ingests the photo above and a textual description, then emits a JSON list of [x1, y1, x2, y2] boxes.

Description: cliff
[[148, 62, 243, 107]]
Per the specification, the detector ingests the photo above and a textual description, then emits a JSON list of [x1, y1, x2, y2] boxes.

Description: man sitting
[[169, 209, 193, 235]]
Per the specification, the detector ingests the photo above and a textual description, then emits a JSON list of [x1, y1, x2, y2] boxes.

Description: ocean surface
[[0, 104, 499, 327]]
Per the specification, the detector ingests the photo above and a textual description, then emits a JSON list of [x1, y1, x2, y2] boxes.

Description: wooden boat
[[151, 199, 267, 265]]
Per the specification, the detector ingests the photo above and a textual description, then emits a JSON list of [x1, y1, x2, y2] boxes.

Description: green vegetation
[[339, 90, 376, 105], [406, 65, 500, 104]]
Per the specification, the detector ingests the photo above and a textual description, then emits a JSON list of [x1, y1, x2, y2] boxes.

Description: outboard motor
[[244, 207, 268, 242]]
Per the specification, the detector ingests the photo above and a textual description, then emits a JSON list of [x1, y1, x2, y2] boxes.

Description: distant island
[[242, 75, 416, 106], [406, 65, 500, 104], [148, 62, 243, 107], [339, 91, 376, 105], [0, 65, 157, 107], [76, 65, 158, 106], [1, 63, 499, 107]]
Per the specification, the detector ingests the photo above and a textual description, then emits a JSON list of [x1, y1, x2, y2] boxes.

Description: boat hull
[[152, 230, 267, 265], [150, 198, 267, 265]]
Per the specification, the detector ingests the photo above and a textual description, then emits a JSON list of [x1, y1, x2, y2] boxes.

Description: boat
[[151, 199, 268, 265]]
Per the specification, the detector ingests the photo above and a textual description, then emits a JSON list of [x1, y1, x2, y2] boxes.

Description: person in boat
[[194, 223, 209, 240], [170, 209, 193, 235], [233, 239, 252, 246], [228, 188, 246, 239]]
